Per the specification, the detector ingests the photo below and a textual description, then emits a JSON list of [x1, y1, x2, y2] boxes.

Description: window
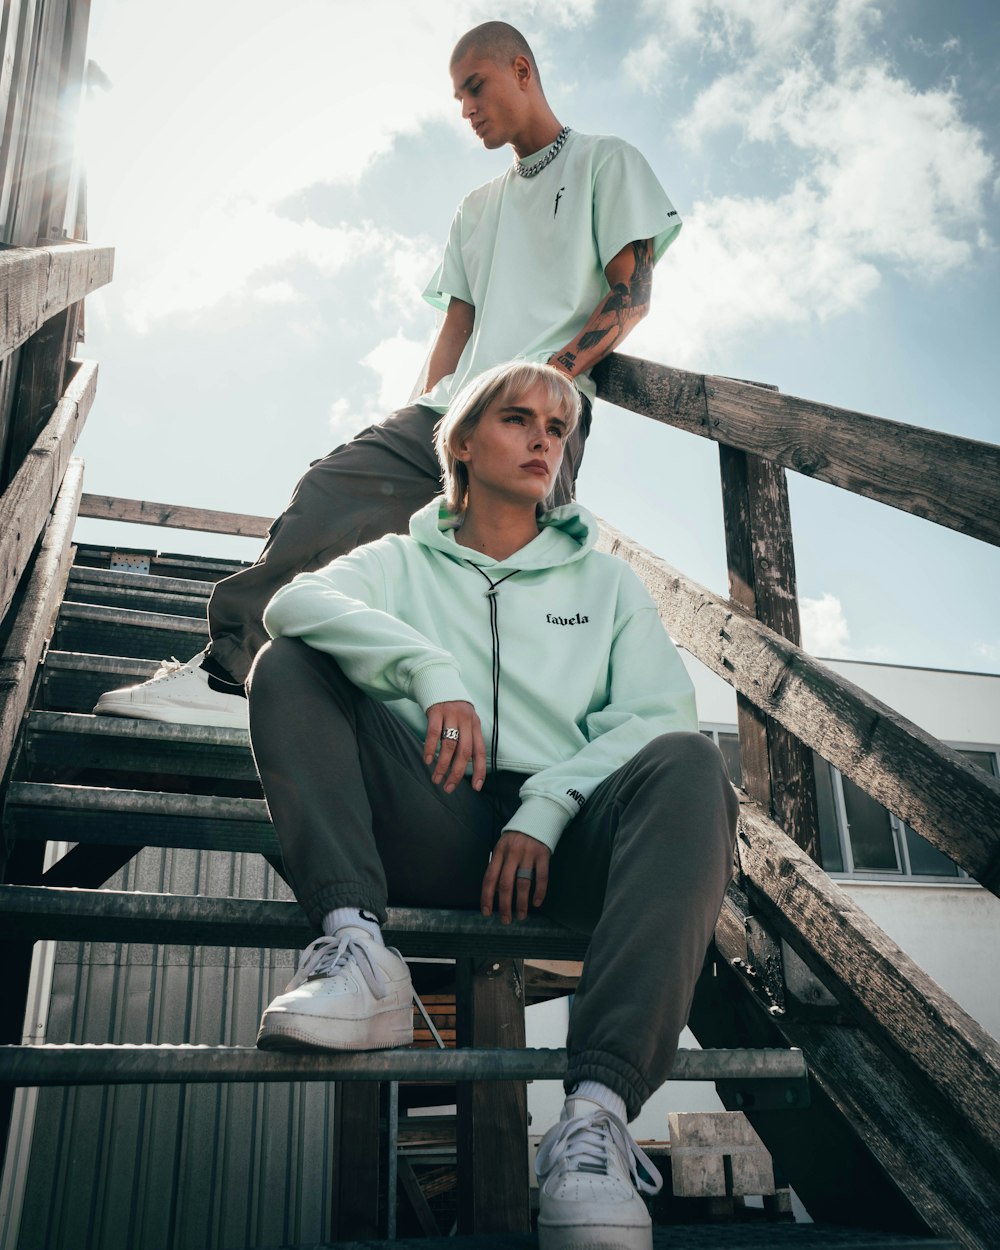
[[816, 746, 997, 880], [702, 724, 996, 883]]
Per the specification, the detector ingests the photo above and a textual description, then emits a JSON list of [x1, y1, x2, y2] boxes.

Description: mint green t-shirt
[[419, 131, 681, 413]]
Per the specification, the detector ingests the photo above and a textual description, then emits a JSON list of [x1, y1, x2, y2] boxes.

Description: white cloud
[[627, 0, 995, 365], [974, 641, 1000, 668], [361, 332, 435, 413], [328, 398, 356, 443], [253, 281, 299, 305], [800, 592, 851, 657]]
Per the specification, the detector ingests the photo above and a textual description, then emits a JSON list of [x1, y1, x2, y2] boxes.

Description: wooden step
[[24, 711, 256, 781], [65, 566, 211, 617], [73, 543, 249, 583], [53, 602, 206, 661], [5, 782, 271, 852], [41, 651, 159, 712], [0, 1043, 808, 1091], [0, 887, 590, 957]]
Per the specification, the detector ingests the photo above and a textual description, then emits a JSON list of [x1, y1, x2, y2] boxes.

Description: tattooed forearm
[[547, 238, 654, 376]]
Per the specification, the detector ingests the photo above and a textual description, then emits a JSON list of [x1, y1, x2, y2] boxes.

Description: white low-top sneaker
[[535, 1097, 663, 1250], [93, 652, 249, 729], [257, 929, 414, 1051]]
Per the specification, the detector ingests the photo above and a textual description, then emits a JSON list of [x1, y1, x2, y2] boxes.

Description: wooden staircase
[[2, 243, 999, 1248]]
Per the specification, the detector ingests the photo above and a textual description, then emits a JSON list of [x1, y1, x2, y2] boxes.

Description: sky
[[73, 0, 1000, 677]]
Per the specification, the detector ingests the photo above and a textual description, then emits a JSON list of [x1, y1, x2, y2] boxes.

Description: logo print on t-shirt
[[554, 187, 565, 217]]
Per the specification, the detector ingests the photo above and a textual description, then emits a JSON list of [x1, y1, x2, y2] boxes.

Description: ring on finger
[[515, 867, 535, 881], [442, 727, 460, 742]]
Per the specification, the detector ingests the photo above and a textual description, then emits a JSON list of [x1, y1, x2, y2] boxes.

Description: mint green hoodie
[[263, 498, 697, 852]]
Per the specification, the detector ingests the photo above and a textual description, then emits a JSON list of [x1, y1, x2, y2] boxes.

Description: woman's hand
[[481, 830, 551, 924], [423, 700, 486, 793]]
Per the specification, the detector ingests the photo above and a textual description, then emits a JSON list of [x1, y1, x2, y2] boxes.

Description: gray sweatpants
[[209, 400, 591, 684], [248, 638, 738, 1119]]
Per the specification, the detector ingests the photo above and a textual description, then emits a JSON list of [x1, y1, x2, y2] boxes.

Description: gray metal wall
[[14, 848, 337, 1250]]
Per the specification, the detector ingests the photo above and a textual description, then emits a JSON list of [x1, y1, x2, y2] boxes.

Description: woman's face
[[456, 381, 568, 507]]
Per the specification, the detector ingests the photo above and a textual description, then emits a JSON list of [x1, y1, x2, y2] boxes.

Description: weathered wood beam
[[77, 493, 273, 539], [690, 951, 999, 1248], [720, 441, 821, 858], [736, 800, 1000, 1175], [456, 957, 529, 1234], [0, 243, 114, 362], [0, 359, 97, 622], [594, 353, 1000, 547], [4, 301, 81, 478], [596, 519, 1000, 892], [0, 457, 82, 783]]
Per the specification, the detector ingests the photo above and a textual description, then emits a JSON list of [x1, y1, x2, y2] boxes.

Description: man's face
[[450, 50, 528, 150]]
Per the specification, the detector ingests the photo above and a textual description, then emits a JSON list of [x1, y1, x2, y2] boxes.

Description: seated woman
[[247, 360, 738, 1250]]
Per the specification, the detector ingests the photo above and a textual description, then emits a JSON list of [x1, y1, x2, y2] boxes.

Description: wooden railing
[[0, 241, 113, 787]]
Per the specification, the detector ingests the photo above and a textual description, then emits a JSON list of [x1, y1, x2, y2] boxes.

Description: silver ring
[[442, 727, 460, 742], [516, 868, 535, 881]]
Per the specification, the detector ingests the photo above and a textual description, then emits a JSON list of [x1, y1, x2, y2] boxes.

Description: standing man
[[94, 21, 683, 728]]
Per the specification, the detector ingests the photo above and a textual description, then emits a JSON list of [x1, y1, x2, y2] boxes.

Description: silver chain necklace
[[513, 125, 571, 178]]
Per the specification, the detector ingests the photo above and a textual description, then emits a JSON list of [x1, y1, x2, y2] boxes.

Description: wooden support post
[[332, 1080, 382, 1240], [719, 438, 821, 861], [3, 302, 80, 483], [455, 956, 529, 1234]]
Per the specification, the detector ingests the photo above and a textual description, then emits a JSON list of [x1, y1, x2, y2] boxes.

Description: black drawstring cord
[[468, 563, 518, 842]]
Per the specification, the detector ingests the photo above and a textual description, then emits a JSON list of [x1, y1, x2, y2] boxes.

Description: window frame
[[700, 722, 996, 886]]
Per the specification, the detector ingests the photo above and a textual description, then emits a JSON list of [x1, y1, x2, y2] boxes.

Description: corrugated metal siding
[[15, 847, 337, 1250]]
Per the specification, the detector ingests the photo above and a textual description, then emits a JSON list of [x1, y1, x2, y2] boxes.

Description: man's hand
[[424, 700, 486, 793], [481, 830, 551, 924]]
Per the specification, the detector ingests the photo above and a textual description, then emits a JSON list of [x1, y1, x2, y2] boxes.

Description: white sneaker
[[535, 1097, 662, 1250], [93, 652, 249, 729], [257, 929, 414, 1051]]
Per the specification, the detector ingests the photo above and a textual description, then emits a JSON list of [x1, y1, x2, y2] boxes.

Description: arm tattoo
[[629, 240, 654, 308], [555, 351, 577, 371], [578, 326, 612, 352]]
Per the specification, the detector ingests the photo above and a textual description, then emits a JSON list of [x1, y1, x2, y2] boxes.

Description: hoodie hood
[[409, 497, 597, 571]]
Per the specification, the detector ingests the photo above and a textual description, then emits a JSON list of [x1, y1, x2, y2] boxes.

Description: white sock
[[569, 1080, 628, 1124], [321, 907, 384, 945]]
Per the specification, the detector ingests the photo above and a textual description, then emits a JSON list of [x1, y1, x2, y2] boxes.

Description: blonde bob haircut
[[434, 361, 580, 514]]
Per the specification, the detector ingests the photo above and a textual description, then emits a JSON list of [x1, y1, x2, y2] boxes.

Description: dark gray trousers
[[209, 399, 591, 684], [248, 638, 738, 1119]]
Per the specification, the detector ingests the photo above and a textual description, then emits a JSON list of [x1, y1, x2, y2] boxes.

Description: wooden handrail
[[77, 494, 272, 538], [597, 518, 1000, 894], [594, 353, 1000, 547], [0, 242, 114, 362]]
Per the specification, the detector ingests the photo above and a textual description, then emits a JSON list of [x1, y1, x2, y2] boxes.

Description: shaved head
[[451, 21, 540, 80]]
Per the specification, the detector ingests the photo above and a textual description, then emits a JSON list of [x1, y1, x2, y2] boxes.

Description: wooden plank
[[333, 1081, 382, 1239], [667, 1111, 775, 1198], [736, 800, 1000, 1174], [78, 493, 273, 539], [455, 957, 529, 1235], [596, 518, 1000, 893], [4, 302, 80, 479], [0, 358, 97, 621], [594, 353, 1000, 547], [0, 457, 81, 782], [0, 243, 114, 361], [720, 443, 821, 859], [781, 1020, 1000, 1250]]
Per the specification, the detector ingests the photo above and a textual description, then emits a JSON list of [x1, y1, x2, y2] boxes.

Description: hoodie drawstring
[[468, 564, 519, 776]]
